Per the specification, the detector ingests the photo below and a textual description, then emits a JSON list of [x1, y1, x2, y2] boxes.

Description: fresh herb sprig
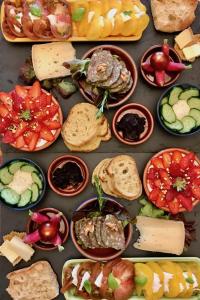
[[96, 90, 109, 119], [93, 175, 106, 212]]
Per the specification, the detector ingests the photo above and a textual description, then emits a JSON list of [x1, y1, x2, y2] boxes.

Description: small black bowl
[[0, 158, 46, 211], [157, 83, 200, 136]]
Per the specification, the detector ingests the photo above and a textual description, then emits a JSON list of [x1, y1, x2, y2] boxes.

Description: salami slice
[[97, 58, 122, 89]]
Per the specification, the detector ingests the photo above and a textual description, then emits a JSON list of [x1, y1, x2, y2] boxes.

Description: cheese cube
[[0, 241, 21, 266], [175, 28, 194, 49], [9, 236, 35, 262], [183, 43, 200, 60]]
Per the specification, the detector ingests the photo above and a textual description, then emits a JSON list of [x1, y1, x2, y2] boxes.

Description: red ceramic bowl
[[143, 148, 200, 213], [48, 155, 89, 197], [70, 197, 133, 261], [10, 87, 63, 152], [80, 45, 138, 108], [140, 45, 181, 88], [112, 103, 154, 145], [26, 208, 69, 251]]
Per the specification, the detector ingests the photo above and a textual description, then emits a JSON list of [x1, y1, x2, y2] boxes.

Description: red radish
[[50, 212, 62, 227], [50, 233, 64, 252], [162, 39, 170, 56], [24, 229, 41, 244], [166, 62, 192, 72], [155, 70, 165, 87], [29, 210, 49, 224], [142, 62, 154, 73], [39, 221, 58, 242], [150, 52, 170, 71]]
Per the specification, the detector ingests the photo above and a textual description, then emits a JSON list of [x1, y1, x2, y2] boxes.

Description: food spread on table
[[0, 0, 200, 299]]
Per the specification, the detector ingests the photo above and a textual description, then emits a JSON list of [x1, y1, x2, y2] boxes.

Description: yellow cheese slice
[[183, 43, 200, 61], [0, 241, 21, 266], [175, 28, 194, 50], [134, 216, 185, 255], [32, 42, 76, 81], [9, 236, 35, 262]]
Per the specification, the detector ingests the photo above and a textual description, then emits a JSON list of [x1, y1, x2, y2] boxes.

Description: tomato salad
[[144, 148, 200, 214], [0, 81, 62, 151]]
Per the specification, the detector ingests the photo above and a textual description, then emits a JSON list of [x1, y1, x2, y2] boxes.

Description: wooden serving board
[[0, 2, 142, 43]]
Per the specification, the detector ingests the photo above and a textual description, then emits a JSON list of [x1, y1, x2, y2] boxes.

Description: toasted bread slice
[[6, 261, 59, 300], [64, 136, 102, 152], [151, 0, 198, 33]]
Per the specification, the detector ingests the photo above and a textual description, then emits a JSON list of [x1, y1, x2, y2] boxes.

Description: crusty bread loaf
[[107, 155, 142, 200], [151, 0, 198, 33], [6, 261, 59, 300]]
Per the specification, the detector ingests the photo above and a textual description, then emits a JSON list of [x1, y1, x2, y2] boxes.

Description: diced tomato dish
[[146, 149, 200, 214], [0, 81, 62, 151]]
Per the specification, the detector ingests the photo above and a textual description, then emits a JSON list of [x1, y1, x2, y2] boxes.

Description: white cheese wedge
[[9, 237, 35, 262], [183, 43, 200, 61], [13, 25, 21, 33], [8, 170, 33, 195], [79, 272, 90, 291], [88, 11, 95, 23], [163, 272, 173, 293], [152, 273, 162, 293], [32, 42, 76, 81], [175, 28, 194, 50], [134, 216, 185, 255], [47, 14, 57, 25], [0, 241, 21, 266], [95, 272, 103, 288], [71, 264, 80, 286], [107, 8, 117, 27], [173, 100, 190, 120]]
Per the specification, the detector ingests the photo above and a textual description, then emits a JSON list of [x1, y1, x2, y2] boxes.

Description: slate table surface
[[0, 0, 200, 299]]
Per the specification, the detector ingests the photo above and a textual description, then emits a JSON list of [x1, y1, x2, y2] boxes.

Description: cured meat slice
[[97, 58, 122, 88], [4, 3, 25, 37], [94, 216, 106, 248]]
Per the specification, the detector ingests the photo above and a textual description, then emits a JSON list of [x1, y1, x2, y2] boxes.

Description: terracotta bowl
[[10, 87, 63, 152], [157, 83, 200, 136], [48, 155, 89, 197], [143, 148, 200, 213], [70, 197, 133, 261], [0, 158, 46, 211], [112, 103, 154, 145], [140, 45, 181, 88], [26, 207, 69, 251], [79, 45, 138, 108]]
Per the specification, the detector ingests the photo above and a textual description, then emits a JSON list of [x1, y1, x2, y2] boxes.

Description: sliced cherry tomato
[[149, 189, 160, 203], [180, 152, 195, 170], [154, 179, 162, 188], [172, 150, 182, 164], [29, 81, 41, 99], [25, 96, 35, 111], [28, 132, 39, 151], [46, 94, 52, 106], [40, 126, 54, 142], [15, 135, 25, 149], [182, 185, 192, 198], [49, 103, 59, 117], [169, 163, 183, 178], [29, 121, 42, 133], [191, 186, 200, 200], [165, 189, 177, 202], [38, 93, 48, 108], [43, 120, 61, 130], [168, 199, 179, 214], [0, 117, 11, 133], [151, 157, 164, 169], [147, 168, 158, 180], [24, 131, 34, 145], [188, 167, 200, 179], [156, 192, 166, 208], [0, 104, 9, 117], [159, 169, 172, 189], [15, 85, 28, 99], [2, 131, 15, 143], [14, 121, 28, 138], [11, 91, 24, 112], [177, 194, 193, 211], [0, 92, 12, 109], [162, 152, 171, 169]]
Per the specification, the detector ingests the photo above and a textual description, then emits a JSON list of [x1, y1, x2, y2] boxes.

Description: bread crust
[[151, 0, 198, 33]]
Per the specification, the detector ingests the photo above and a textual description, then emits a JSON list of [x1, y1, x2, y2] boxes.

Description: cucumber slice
[[179, 88, 199, 101], [0, 182, 5, 191], [9, 162, 25, 174], [179, 116, 196, 133], [1, 188, 20, 205], [161, 97, 168, 106], [0, 167, 13, 185], [18, 189, 32, 207], [164, 120, 183, 131], [188, 98, 200, 110], [30, 183, 39, 203], [168, 87, 183, 105], [161, 104, 176, 123], [32, 172, 43, 190], [189, 109, 200, 127], [21, 164, 38, 173]]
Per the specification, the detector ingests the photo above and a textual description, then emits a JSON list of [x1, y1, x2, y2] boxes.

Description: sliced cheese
[[134, 216, 185, 255], [9, 236, 35, 262], [175, 28, 194, 50], [183, 43, 200, 61], [32, 42, 76, 81], [0, 241, 21, 266]]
